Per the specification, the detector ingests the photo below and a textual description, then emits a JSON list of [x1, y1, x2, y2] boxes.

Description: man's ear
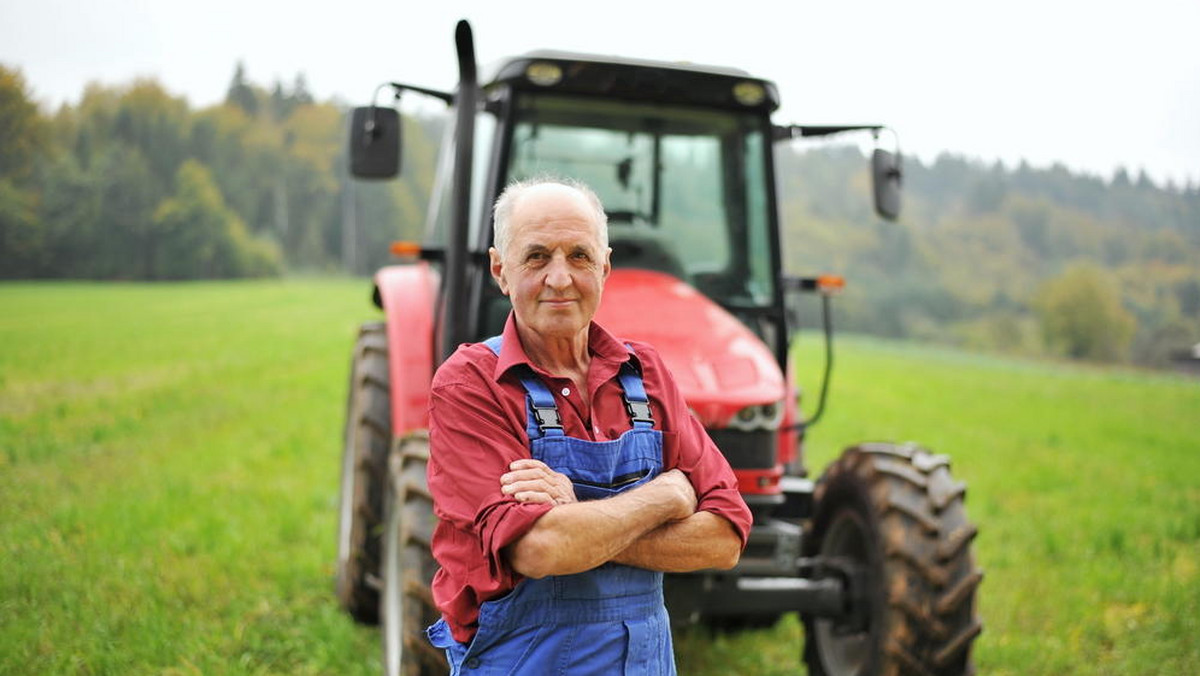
[[489, 247, 510, 295], [601, 247, 612, 281]]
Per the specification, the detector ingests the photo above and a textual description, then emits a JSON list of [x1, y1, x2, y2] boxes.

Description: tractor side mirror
[[349, 106, 401, 179], [872, 148, 902, 221]]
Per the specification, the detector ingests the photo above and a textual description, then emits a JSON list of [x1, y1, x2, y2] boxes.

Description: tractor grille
[[707, 429, 776, 469]]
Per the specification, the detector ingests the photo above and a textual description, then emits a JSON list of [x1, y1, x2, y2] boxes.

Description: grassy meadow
[[2, 280, 1198, 675]]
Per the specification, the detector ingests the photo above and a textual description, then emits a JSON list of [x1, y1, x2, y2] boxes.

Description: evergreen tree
[[225, 61, 259, 116]]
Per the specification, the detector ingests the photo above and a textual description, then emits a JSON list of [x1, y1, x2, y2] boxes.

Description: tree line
[[0, 63, 437, 280], [777, 145, 1200, 367], [2, 63, 1198, 367]]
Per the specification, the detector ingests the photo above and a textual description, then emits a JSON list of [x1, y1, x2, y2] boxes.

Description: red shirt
[[428, 314, 752, 643]]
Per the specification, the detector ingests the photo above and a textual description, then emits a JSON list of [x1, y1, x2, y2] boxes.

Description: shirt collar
[[491, 311, 636, 382]]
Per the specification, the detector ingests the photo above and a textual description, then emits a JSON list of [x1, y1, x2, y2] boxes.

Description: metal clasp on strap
[[531, 404, 563, 431], [624, 399, 654, 426]]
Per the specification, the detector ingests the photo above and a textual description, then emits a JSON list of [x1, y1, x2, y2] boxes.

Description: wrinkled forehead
[[509, 188, 605, 250]]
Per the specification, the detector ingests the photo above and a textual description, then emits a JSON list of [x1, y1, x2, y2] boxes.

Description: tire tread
[[804, 443, 982, 676]]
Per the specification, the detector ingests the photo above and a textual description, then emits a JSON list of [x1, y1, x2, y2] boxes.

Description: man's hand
[[650, 469, 698, 521], [500, 459, 578, 505]]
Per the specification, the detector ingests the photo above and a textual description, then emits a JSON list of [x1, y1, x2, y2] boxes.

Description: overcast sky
[[3, 0, 1198, 187]]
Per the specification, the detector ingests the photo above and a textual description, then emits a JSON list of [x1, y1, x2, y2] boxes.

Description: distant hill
[[777, 144, 1200, 367]]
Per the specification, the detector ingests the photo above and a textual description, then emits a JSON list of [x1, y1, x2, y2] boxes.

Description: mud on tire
[[382, 434, 446, 676], [804, 443, 983, 676], [335, 322, 390, 624]]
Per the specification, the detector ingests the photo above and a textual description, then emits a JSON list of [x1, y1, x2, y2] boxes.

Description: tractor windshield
[[505, 94, 775, 309]]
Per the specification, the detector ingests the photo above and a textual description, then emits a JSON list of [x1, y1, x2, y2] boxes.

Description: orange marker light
[[389, 241, 422, 259], [816, 274, 846, 294]]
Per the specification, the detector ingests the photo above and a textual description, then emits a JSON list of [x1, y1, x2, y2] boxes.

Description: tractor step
[[729, 576, 846, 617]]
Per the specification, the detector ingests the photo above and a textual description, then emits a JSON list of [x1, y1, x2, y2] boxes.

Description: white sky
[[3, 0, 1198, 187]]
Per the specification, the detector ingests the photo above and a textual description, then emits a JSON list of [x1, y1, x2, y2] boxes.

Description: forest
[[1, 63, 1197, 368]]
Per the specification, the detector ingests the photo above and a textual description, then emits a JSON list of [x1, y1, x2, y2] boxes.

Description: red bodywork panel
[[595, 269, 796, 495], [595, 269, 786, 426], [375, 263, 439, 437]]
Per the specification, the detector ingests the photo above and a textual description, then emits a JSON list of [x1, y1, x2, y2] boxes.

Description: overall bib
[[427, 336, 676, 675]]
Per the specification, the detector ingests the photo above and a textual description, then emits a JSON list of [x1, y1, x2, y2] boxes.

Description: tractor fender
[[372, 263, 439, 437]]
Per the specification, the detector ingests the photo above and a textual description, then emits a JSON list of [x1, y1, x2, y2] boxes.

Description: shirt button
[[561, 387, 571, 396], [466, 657, 481, 669]]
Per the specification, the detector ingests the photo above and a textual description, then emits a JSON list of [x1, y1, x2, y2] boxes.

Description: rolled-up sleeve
[[428, 373, 552, 592]]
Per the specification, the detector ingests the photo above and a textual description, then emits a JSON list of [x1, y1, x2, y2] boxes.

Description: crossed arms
[[499, 459, 742, 579]]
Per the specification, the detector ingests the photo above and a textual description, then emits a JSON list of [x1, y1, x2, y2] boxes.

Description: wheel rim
[[336, 393, 359, 576], [382, 475, 404, 676], [813, 509, 874, 676]]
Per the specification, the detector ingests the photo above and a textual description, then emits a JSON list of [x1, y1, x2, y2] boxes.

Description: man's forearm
[[611, 510, 741, 572], [505, 470, 695, 578]]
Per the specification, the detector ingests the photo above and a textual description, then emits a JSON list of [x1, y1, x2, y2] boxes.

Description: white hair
[[491, 176, 609, 255]]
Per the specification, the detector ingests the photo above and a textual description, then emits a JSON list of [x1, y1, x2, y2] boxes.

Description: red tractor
[[336, 20, 981, 676]]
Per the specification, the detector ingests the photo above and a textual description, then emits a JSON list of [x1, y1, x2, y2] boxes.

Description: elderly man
[[425, 177, 752, 674]]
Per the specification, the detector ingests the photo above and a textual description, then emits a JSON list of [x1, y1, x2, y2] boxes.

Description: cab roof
[[482, 50, 781, 112]]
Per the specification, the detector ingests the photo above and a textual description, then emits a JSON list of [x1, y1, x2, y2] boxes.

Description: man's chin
[[528, 316, 589, 339]]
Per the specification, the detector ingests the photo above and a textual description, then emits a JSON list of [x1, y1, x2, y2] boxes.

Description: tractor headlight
[[525, 62, 563, 87], [727, 400, 784, 431], [732, 81, 766, 106]]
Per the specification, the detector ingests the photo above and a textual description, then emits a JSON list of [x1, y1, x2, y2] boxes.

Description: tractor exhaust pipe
[[440, 19, 477, 362]]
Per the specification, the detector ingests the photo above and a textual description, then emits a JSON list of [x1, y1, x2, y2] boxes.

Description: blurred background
[[2, 2, 1198, 674]]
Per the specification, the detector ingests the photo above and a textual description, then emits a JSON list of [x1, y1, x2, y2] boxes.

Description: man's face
[[490, 185, 611, 342]]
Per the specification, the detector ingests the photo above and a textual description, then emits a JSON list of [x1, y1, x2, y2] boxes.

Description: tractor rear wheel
[[803, 443, 983, 676], [381, 434, 446, 676], [335, 322, 390, 624]]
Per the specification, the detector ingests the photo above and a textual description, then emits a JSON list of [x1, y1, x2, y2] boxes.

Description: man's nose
[[544, 255, 572, 290]]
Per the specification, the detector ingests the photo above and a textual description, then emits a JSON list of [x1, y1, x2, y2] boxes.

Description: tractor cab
[[424, 52, 787, 356]]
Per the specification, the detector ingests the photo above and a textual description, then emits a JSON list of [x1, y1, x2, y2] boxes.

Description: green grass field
[[2, 280, 1198, 675]]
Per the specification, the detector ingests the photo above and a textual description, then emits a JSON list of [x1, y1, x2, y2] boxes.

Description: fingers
[[506, 489, 557, 504], [501, 459, 577, 505], [507, 458, 548, 471]]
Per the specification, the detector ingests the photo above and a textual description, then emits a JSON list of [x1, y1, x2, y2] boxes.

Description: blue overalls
[[426, 336, 676, 676]]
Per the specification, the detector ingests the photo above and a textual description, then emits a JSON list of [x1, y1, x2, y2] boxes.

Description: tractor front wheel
[[381, 434, 446, 676], [335, 322, 390, 624], [803, 443, 983, 676]]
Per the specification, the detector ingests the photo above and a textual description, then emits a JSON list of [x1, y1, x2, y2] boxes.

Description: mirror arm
[[359, 80, 455, 148], [362, 81, 455, 138], [376, 82, 454, 106], [773, 124, 901, 157], [773, 124, 885, 141]]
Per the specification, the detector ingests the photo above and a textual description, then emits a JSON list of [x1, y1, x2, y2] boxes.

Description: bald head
[[492, 178, 608, 256]]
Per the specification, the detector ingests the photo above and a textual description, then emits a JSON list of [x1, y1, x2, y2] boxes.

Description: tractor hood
[[594, 269, 785, 427]]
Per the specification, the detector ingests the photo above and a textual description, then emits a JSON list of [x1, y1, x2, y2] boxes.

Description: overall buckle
[[624, 399, 654, 425], [532, 405, 563, 430]]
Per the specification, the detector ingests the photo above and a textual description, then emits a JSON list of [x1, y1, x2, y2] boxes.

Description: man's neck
[[518, 324, 591, 380]]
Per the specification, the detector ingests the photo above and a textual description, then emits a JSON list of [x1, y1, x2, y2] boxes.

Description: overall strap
[[618, 346, 655, 430], [518, 373, 564, 439], [483, 336, 564, 439], [482, 335, 504, 356]]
